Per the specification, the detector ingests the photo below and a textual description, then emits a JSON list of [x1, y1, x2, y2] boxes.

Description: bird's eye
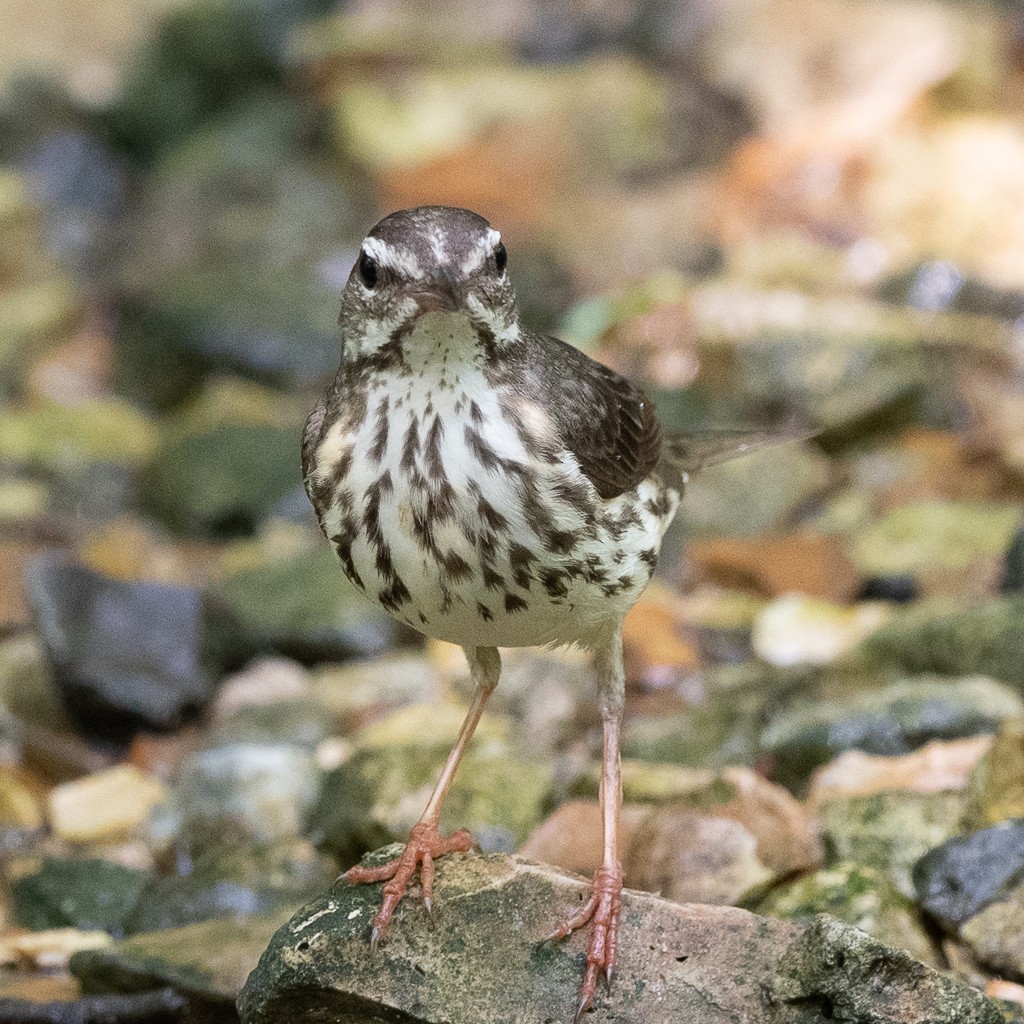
[[357, 251, 378, 289], [493, 241, 507, 275]]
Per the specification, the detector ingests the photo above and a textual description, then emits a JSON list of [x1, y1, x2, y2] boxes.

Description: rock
[[620, 590, 699, 685], [0, 988, 188, 1024], [211, 545, 404, 664], [962, 879, 1024, 981], [141, 423, 301, 538], [479, 647, 589, 751], [49, 766, 168, 844], [0, 399, 158, 472], [1, 929, 110, 971], [862, 596, 1024, 692], [0, 635, 63, 735], [913, 820, 1024, 931], [1005, 526, 1024, 594], [858, 574, 920, 603], [753, 594, 890, 667], [0, 765, 45, 833], [71, 912, 291, 1008], [309, 653, 442, 732], [162, 743, 321, 853], [24, 553, 231, 742], [207, 699, 333, 752], [236, 850, 1001, 1024], [626, 810, 773, 905], [519, 801, 650, 878], [850, 501, 1020, 592], [623, 767, 821, 904], [969, 718, 1024, 826], [570, 760, 717, 805], [753, 863, 939, 966], [808, 736, 993, 810], [11, 858, 151, 936], [127, 841, 334, 934], [820, 790, 966, 897], [677, 441, 832, 537], [310, 707, 551, 864], [689, 532, 859, 601], [127, 730, 203, 785], [760, 675, 1022, 789], [620, 660, 791, 769], [211, 657, 308, 722], [114, 92, 359, 406]]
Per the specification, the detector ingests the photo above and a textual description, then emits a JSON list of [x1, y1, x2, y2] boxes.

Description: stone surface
[[141, 423, 302, 537], [753, 595, 890, 667], [850, 501, 1021, 581], [754, 863, 939, 966], [24, 552, 227, 741], [679, 441, 832, 537], [237, 850, 1001, 1024], [71, 911, 291, 1005], [862, 596, 1024, 692], [309, 653, 442, 732], [310, 722, 551, 864], [820, 790, 966, 897], [0, 987, 188, 1024], [622, 767, 821, 902], [1, 928, 111, 971], [127, 841, 334, 934], [962, 880, 1024, 982], [968, 718, 1024, 827], [760, 675, 1022, 789], [48, 766, 168, 844], [808, 735, 992, 810], [913, 820, 1024, 931], [206, 697, 334, 752], [160, 743, 321, 852], [12, 858, 151, 936], [689, 531, 859, 601], [519, 801, 650, 877], [211, 545, 403, 664], [626, 809, 773, 904]]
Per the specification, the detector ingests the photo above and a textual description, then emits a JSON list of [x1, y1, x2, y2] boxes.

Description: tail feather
[[664, 424, 817, 476]]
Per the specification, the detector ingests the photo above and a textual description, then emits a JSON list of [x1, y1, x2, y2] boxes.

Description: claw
[[573, 995, 590, 1024], [423, 895, 434, 925], [601, 966, 613, 993], [369, 926, 382, 956]]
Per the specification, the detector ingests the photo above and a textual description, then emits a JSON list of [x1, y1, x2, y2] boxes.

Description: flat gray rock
[[72, 911, 293, 1006], [238, 852, 1000, 1024]]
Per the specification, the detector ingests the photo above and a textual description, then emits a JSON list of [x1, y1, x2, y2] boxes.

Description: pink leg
[[546, 630, 625, 1021], [343, 646, 500, 947]]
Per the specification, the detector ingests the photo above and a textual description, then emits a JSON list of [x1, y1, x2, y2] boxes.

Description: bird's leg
[[343, 646, 501, 948], [546, 628, 625, 1021]]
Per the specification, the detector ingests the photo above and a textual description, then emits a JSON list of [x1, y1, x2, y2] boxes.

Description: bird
[[302, 205, 791, 1019]]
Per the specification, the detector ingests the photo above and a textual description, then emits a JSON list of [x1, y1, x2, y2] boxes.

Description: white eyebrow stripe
[[362, 236, 423, 277], [460, 229, 502, 274]]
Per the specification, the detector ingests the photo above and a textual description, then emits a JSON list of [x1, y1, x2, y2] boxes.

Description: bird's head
[[338, 206, 520, 362]]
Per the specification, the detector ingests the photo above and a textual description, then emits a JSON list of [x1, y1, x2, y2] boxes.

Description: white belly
[[310, 316, 678, 649]]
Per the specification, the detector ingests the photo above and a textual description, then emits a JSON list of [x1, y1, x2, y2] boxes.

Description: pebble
[[913, 820, 1024, 930], [24, 552, 221, 742], [753, 594, 890, 666], [48, 765, 168, 844]]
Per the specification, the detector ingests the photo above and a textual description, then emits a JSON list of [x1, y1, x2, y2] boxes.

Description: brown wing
[[523, 333, 662, 500]]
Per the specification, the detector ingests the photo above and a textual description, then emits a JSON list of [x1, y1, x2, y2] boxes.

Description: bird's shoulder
[[512, 331, 662, 500]]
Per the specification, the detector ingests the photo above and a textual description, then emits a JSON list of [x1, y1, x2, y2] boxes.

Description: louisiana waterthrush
[[303, 206, 773, 1019]]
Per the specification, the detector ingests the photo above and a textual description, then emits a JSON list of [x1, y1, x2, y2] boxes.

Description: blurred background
[[4, 0, 1024, 1017]]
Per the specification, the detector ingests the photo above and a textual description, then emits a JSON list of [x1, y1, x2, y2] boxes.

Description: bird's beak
[[411, 269, 464, 314]]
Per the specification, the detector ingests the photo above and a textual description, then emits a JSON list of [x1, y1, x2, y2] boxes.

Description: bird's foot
[[341, 819, 473, 949], [544, 863, 623, 1021]]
